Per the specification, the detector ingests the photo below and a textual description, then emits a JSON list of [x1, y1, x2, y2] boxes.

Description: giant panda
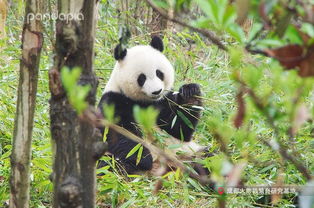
[[98, 36, 206, 175]]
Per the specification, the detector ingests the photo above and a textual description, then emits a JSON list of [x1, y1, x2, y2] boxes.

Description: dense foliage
[[0, 0, 313, 207]]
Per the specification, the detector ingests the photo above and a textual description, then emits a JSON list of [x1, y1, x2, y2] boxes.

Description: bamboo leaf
[[187, 178, 202, 191], [126, 143, 141, 159], [136, 146, 143, 165], [177, 111, 194, 129], [171, 115, 177, 129]]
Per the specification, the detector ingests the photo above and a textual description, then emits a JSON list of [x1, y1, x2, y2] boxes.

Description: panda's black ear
[[114, 43, 127, 60], [150, 36, 164, 52]]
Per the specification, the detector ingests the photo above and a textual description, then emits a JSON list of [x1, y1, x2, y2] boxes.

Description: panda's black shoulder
[[98, 91, 151, 114], [98, 91, 136, 112], [99, 92, 129, 106]]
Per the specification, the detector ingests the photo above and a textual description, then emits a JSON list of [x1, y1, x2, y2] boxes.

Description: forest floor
[[0, 2, 313, 208]]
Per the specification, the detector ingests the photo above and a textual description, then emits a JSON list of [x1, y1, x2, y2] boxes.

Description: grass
[[0, 2, 313, 208]]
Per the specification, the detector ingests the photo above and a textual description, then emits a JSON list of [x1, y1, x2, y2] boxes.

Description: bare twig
[[145, 0, 227, 51], [287, 83, 305, 142], [237, 81, 312, 180], [258, 137, 312, 180], [212, 132, 231, 158]]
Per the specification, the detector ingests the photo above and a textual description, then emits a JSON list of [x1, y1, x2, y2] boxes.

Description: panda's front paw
[[179, 84, 202, 105], [179, 83, 201, 99]]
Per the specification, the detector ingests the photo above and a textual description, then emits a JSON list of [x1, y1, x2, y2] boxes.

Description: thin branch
[[82, 109, 213, 186], [106, 122, 212, 185], [287, 84, 305, 143], [258, 136, 312, 180], [238, 81, 312, 180], [145, 0, 227, 51]]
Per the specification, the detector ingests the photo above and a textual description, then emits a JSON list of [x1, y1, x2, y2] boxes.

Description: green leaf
[[171, 115, 177, 129], [242, 65, 263, 89], [111, 189, 118, 208], [152, 0, 169, 9], [102, 104, 116, 123], [120, 198, 137, 208], [133, 105, 159, 133], [191, 17, 212, 29], [275, 12, 293, 37], [301, 23, 314, 38], [60, 67, 91, 115], [126, 143, 141, 159], [257, 39, 283, 47], [247, 22, 263, 42], [195, 0, 217, 25], [177, 111, 194, 129], [210, 0, 220, 26], [136, 146, 143, 165], [179, 127, 184, 141], [187, 178, 203, 191], [218, 0, 229, 25], [227, 24, 246, 43], [259, 164, 276, 173], [103, 126, 109, 142], [229, 46, 243, 67], [222, 5, 236, 28], [167, 143, 183, 149], [61, 67, 81, 91], [283, 25, 303, 45], [175, 168, 181, 180]]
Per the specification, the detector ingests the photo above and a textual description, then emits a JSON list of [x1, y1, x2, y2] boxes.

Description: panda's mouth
[[140, 90, 163, 100], [148, 94, 162, 100], [144, 92, 163, 101]]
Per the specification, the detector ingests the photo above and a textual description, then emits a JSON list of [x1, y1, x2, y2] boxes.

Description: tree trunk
[[49, 0, 104, 207], [9, 0, 43, 207], [0, 0, 7, 39]]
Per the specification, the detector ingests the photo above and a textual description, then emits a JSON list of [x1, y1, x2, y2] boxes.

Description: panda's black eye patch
[[156, 69, 164, 81], [137, 73, 146, 87]]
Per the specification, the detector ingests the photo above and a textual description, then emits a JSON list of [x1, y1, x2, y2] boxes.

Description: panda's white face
[[104, 45, 175, 101]]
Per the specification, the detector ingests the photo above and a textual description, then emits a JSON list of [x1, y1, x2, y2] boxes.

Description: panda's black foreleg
[[158, 83, 202, 142], [108, 136, 153, 174]]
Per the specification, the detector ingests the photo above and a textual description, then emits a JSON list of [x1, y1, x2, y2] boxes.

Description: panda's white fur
[[104, 45, 175, 101], [155, 139, 207, 160], [104, 44, 204, 159], [98, 37, 206, 174]]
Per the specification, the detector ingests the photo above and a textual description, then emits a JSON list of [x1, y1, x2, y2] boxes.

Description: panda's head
[[105, 36, 174, 102]]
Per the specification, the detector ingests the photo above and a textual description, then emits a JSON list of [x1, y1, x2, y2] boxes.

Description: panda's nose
[[152, 89, 162, 95]]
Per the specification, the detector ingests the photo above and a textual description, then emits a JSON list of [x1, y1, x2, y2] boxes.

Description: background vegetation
[[0, 0, 313, 207]]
